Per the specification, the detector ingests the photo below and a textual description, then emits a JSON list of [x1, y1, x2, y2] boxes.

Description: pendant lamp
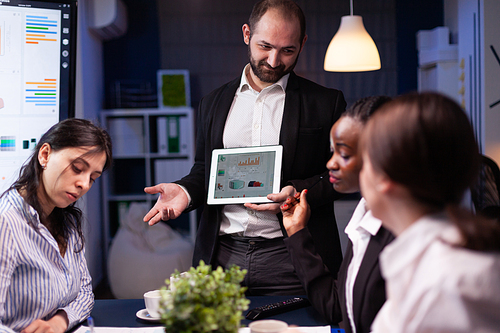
[[324, 0, 381, 72]]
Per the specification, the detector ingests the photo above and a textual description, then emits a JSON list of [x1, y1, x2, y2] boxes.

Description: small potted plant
[[159, 261, 250, 333]]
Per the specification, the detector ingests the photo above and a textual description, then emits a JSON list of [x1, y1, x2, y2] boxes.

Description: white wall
[[75, 0, 105, 287], [481, 1, 500, 165], [457, 0, 500, 165], [444, 0, 459, 43]]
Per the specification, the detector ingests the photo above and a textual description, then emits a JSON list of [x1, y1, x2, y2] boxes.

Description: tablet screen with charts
[[207, 145, 283, 205]]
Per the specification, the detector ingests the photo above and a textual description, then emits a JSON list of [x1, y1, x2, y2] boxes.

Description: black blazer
[[284, 225, 394, 333], [177, 72, 347, 275]]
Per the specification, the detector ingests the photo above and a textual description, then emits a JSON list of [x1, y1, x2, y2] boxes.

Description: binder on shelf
[[157, 117, 168, 155], [154, 159, 192, 184], [156, 115, 190, 155], [178, 116, 191, 155], [107, 117, 144, 156], [168, 116, 180, 153]]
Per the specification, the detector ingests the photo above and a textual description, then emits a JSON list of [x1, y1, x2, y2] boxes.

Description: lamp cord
[[350, 0, 353, 16]]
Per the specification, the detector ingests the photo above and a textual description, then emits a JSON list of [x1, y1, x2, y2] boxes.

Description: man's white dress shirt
[[219, 64, 290, 238]]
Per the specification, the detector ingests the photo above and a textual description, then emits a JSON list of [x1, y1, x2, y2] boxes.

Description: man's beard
[[248, 47, 299, 83]]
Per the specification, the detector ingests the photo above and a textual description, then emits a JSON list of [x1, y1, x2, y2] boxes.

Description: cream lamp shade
[[324, 15, 381, 72]]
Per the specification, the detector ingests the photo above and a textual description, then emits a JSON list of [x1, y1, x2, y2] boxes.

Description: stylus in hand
[[290, 176, 323, 204], [306, 175, 324, 192]]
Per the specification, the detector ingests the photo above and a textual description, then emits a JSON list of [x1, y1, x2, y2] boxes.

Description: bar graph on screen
[[25, 15, 58, 44], [20, 9, 61, 115], [25, 79, 58, 107], [0, 0, 76, 194]]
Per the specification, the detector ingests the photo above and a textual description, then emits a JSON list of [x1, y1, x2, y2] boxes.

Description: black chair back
[[471, 155, 500, 221]]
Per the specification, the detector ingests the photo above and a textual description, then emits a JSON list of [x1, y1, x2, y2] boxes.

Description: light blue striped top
[[0, 190, 94, 332]]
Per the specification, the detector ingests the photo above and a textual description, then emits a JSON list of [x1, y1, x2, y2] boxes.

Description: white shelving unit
[[100, 107, 197, 256]]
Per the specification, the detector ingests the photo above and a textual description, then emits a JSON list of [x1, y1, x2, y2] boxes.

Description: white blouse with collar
[[371, 213, 500, 333]]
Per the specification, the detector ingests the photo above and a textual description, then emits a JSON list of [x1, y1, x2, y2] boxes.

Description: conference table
[[87, 296, 334, 328]]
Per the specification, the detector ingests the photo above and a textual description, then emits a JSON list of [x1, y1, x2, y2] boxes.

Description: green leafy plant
[[159, 261, 250, 333]]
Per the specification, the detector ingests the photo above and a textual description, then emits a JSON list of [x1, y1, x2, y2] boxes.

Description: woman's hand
[[280, 189, 311, 236], [21, 311, 68, 333]]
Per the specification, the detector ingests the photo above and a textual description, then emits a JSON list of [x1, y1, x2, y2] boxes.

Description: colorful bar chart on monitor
[[25, 78, 58, 108], [25, 15, 58, 44], [23, 10, 61, 115], [0, 0, 75, 194]]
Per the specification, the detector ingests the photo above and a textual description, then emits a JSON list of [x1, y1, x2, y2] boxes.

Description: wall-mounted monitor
[[0, 0, 77, 193]]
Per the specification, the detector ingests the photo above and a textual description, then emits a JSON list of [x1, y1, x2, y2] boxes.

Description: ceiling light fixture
[[324, 0, 381, 72]]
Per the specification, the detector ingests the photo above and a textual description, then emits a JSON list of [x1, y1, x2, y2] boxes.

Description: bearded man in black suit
[[144, 0, 346, 296]]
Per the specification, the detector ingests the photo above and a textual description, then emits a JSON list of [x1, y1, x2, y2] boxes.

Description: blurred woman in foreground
[[360, 92, 500, 332]]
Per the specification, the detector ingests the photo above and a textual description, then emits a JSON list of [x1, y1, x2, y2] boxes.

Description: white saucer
[[136, 308, 161, 322]]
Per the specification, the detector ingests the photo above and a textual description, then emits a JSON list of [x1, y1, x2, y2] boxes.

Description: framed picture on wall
[[157, 69, 191, 108]]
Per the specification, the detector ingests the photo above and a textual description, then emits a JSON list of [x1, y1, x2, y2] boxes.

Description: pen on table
[[87, 316, 94, 333]]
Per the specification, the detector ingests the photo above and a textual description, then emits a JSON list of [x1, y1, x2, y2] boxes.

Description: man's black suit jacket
[[176, 71, 347, 275], [284, 225, 394, 333]]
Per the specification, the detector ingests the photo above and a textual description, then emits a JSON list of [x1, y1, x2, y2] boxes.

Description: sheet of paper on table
[[240, 326, 331, 333], [74, 325, 331, 333], [74, 327, 164, 333]]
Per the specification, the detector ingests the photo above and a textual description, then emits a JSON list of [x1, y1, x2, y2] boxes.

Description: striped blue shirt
[[0, 190, 94, 332]]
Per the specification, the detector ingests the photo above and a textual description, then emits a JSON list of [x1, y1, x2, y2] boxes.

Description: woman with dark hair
[[281, 96, 394, 333], [359, 92, 500, 332], [0, 118, 112, 333]]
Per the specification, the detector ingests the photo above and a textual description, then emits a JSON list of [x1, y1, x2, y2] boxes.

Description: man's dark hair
[[248, 0, 306, 44]]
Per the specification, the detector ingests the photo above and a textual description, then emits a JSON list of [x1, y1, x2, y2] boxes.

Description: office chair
[[471, 155, 500, 222]]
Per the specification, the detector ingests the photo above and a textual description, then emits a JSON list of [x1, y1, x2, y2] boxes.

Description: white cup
[[143, 290, 161, 318], [169, 271, 189, 291], [249, 319, 288, 333]]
